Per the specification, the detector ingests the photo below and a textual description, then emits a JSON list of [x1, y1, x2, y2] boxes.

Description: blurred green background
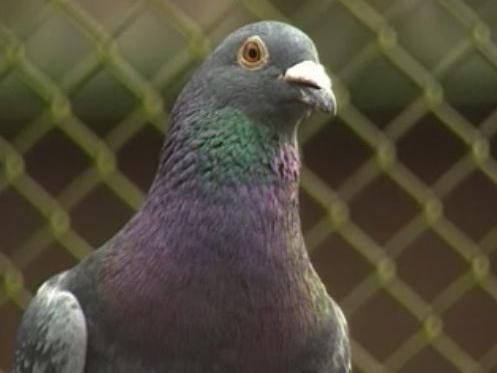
[[1, 0, 497, 371]]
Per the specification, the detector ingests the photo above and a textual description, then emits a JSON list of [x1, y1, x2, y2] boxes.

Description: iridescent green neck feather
[[154, 107, 301, 196]]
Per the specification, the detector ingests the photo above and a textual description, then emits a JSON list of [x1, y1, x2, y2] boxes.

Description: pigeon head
[[183, 21, 336, 130], [157, 22, 335, 188]]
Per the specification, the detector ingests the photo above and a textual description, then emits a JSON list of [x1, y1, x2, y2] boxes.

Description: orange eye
[[238, 36, 268, 69]]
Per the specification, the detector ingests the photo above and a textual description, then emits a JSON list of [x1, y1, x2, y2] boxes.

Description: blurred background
[[1, 0, 497, 371]]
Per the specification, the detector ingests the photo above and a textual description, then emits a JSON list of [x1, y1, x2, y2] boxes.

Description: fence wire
[[1, 0, 497, 372]]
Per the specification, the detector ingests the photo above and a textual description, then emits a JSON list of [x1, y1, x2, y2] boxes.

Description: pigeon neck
[[152, 107, 301, 198], [102, 107, 311, 344], [108, 106, 307, 270]]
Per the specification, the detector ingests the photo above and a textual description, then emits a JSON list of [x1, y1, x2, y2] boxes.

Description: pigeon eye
[[245, 43, 260, 61], [238, 36, 268, 69]]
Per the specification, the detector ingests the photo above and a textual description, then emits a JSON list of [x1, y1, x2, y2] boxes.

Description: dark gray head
[[181, 21, 336, 130]]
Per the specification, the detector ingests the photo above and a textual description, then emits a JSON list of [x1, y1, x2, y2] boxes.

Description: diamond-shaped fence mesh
[[1, 0, 497, 371]]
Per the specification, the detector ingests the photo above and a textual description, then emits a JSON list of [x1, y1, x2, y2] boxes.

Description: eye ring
[[238, 36, 268, 70]]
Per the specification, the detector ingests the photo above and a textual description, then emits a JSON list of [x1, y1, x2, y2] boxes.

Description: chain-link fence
[[1, 0, 497, 371]]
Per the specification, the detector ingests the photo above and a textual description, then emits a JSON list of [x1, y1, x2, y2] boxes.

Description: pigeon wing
[[13, 273, 87, 373]]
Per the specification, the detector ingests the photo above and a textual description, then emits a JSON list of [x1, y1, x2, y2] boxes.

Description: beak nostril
[[283, 60, 332, 92]]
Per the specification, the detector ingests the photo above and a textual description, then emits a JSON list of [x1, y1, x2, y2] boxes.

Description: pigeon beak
[[283, 60, 336, 115]]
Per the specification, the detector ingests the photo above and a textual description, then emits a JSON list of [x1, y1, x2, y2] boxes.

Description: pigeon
[[13, 21, 351, 373]]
